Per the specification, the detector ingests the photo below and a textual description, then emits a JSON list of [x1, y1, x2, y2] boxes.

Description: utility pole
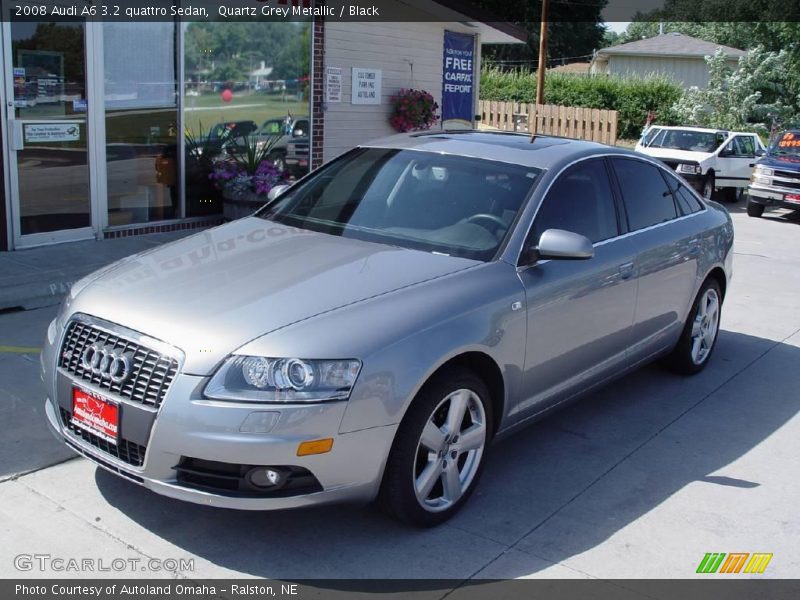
[[535, 0, 549, 106], [532, 0, 549, 141]]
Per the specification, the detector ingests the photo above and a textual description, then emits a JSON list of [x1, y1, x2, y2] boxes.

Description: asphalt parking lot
[[1, 204, 798, 580]]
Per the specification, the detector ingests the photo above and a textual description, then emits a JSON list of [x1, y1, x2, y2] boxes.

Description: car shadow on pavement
[[95, 329, 800, 579]]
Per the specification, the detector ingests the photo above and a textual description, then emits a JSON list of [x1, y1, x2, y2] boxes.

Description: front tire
[[702, 173, 715, 200], [747, 200, 765, 217], [380, 367, 493, 527], [268, 151, 286, 172], [666, 279, 722, 375]]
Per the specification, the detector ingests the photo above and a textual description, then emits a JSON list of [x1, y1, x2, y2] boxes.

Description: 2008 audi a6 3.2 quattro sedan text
[[42, 131, 733, 526]]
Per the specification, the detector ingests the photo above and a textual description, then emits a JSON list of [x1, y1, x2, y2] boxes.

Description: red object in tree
[[221, 89, 233, 103]]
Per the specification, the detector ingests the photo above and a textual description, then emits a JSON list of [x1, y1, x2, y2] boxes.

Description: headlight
[[754, 166, 774, 177], [205, 356, 361, 402], [677, 163, 702, 175], [753, 175, 772, 185]]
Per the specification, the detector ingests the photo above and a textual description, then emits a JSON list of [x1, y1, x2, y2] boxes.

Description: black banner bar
[[3, 0, 800, 23], [4, 580, 800, 600]]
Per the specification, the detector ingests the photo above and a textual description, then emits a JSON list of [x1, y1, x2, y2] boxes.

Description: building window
[[182, 21, 312, 218], [104, 22, 179, 227]]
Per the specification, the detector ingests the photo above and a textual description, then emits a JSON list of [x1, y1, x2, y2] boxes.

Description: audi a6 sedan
[[42, 131, 733, 526]]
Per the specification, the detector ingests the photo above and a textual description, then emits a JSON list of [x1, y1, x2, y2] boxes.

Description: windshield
[[770, 132, 800, 156], [649, 129, 726, 152], [257, 148, 541, 261]]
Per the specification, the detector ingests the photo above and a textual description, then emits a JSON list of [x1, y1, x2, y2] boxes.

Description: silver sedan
[[42, 131, 733, 526]]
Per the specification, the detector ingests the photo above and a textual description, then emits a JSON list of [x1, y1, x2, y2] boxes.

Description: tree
[[613, 4, 800, 114], [473, 0, 608, 69], [672, 47, 797, 134]]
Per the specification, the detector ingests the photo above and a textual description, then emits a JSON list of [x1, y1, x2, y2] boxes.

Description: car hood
[[757, 154, 800, 170], [639, 147, 713, 163], [68, 218, 478, 374]]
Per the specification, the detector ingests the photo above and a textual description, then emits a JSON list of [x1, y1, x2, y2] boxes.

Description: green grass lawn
[[183, 92, 308, 135]]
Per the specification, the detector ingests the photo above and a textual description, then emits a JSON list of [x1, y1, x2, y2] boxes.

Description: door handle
[[618, 262, 635, 279], [9, 119, 24, 151]]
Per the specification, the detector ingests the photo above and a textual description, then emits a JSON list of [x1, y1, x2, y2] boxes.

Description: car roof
[[651, 125, 754, 136], [361, 130, 638, 170]]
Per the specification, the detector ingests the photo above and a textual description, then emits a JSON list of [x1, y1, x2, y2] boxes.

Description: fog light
[[239, 411, 279, 433], [297, 438, 334, 456], [247, 467, 284, 488]]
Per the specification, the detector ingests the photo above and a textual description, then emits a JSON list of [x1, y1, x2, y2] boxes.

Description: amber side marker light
[[297, 438, 334, 456]]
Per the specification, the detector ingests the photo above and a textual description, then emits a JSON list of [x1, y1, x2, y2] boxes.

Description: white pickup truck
[[635, 126, 766, 201]]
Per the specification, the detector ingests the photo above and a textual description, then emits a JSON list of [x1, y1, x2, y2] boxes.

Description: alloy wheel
[[413, 389, 486, 512], [690, 287, 720, 365]]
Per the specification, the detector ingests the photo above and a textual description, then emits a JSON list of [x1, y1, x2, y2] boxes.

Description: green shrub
[[480, 68, 684, 140]]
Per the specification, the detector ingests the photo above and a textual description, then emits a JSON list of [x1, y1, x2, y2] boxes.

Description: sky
[[605, 22, 632, 34]]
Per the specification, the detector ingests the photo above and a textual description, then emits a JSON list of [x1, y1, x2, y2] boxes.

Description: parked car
[[636, 125, 765, 201], [196, 120, 258, 157], [42, 131, 733, 526], [746, 129, 800, 217], [284, 135, 309, 178], [227, 116, 309, 171]]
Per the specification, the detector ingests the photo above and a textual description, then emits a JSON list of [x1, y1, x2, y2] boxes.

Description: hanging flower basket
[[389, 89, 439, 133]]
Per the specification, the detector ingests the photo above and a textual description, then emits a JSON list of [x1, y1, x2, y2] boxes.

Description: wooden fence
[[479, 100, 618, 146]]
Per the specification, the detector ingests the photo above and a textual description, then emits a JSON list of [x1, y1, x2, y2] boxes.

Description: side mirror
[[535, 229, 594, 260], [267, 184, 290, 201], [755, 147, 765, 157]]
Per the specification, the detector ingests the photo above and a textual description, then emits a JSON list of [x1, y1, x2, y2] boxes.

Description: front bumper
[[747, 185, 800, 211], [42, 318, 396, 510], [678, 172, 705, 193]]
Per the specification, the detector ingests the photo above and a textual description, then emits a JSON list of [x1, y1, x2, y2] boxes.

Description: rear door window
[[611, 158, 678, 231], [660, 170, 704, 215]]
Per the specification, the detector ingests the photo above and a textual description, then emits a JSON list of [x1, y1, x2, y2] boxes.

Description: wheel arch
[[424, 351, 506, 437], [705, 266, 727, 301]]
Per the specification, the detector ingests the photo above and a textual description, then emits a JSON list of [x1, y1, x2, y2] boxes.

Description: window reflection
[[104, 22, 179, 226], [183, 21, 311, 217]]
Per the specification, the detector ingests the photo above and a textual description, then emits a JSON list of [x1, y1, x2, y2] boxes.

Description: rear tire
[[747, 200, 765, 217], [380, 367, 493, 527], [721, 187, 740, 203], [666, 278, 722, 375]]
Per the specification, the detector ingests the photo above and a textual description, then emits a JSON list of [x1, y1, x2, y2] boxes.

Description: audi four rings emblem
[[80, 344, 132, 384]]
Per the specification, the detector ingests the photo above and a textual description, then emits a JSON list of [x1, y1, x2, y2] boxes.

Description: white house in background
[[590, 32, 746, 89], [249, 61, 274, 90]]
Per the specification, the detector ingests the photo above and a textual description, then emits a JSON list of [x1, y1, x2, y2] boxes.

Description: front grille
[[59, 319, 179, 409], [773, 170, 800, 191], [60, 408, 146, 467]]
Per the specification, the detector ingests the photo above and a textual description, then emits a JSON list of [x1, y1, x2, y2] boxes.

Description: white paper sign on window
[[24, 123, 80, 143], [351, 68, 381, 105]]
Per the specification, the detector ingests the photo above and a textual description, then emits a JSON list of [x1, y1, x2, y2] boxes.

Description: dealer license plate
[[71, 387, 119, 444]]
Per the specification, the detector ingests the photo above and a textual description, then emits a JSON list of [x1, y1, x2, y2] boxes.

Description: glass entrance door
[[2, 2, 94, 247]]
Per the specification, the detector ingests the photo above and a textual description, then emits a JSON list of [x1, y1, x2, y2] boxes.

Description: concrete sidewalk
[[0, 231, 196, 312]]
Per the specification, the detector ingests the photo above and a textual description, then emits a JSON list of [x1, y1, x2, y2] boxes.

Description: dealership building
[[0, 0, 523, 251]]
